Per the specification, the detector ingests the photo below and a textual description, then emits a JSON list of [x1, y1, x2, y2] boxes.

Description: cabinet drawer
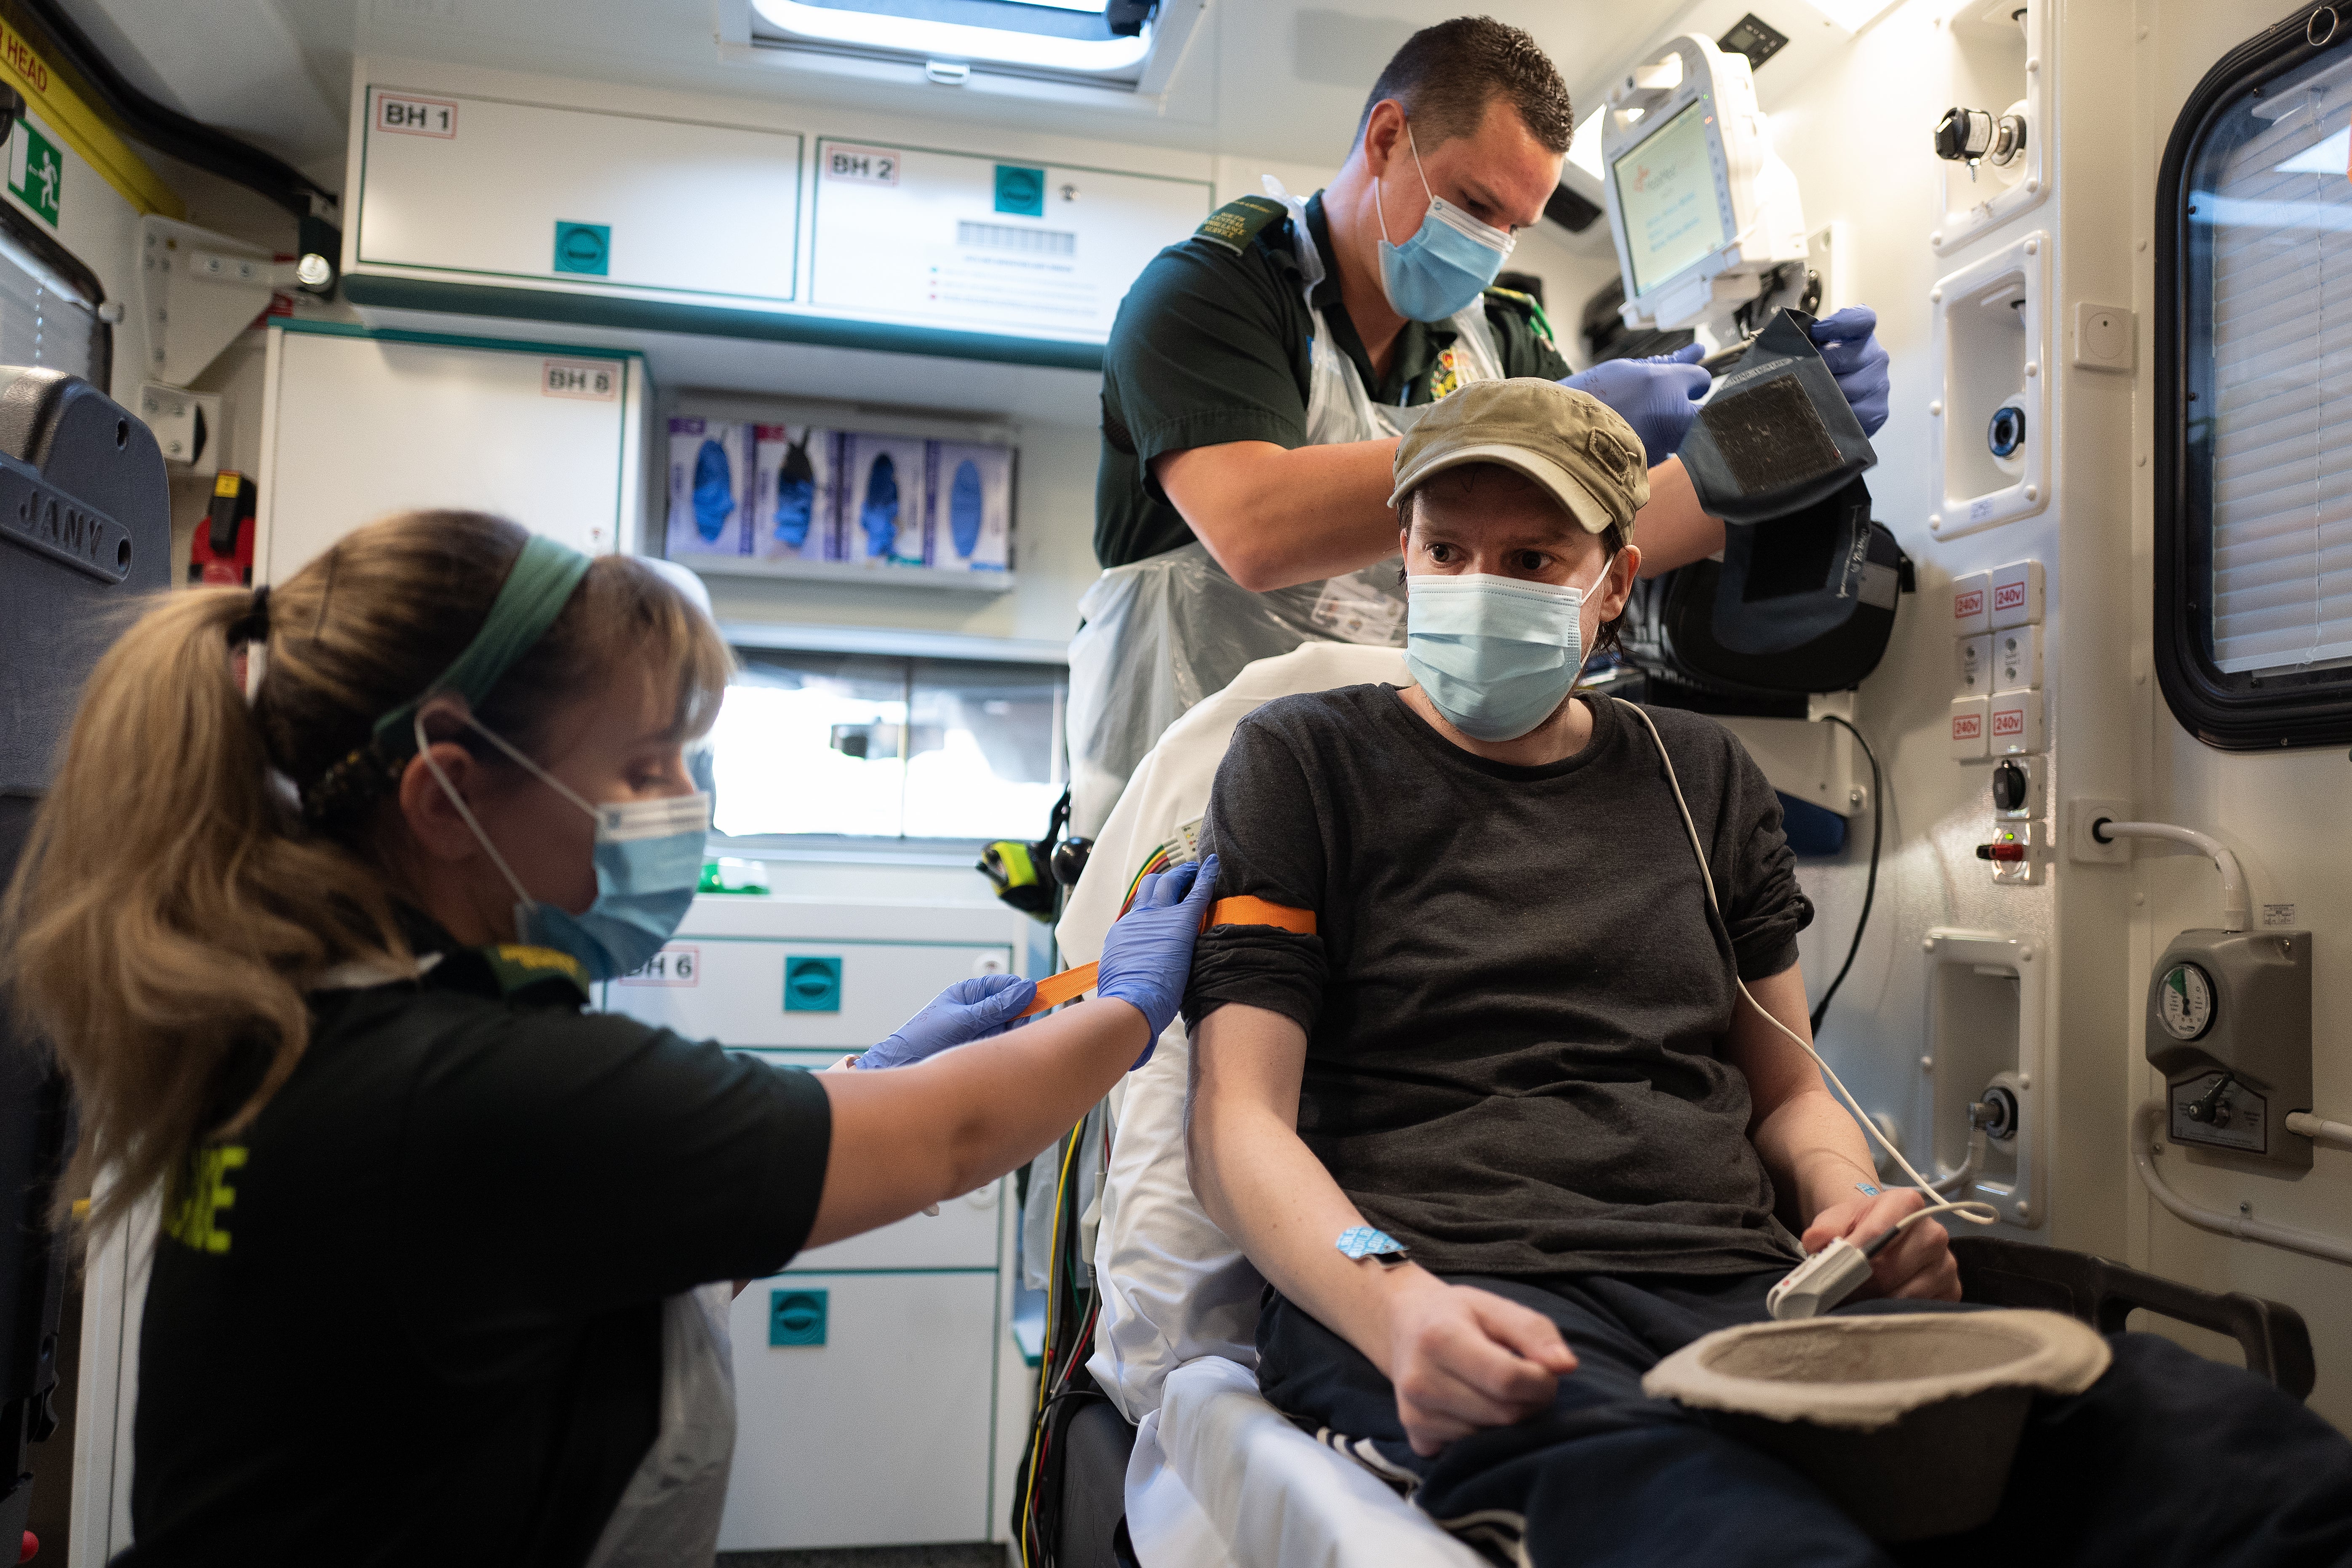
[[357, 88, 803, 305], [786, 1177, 1003, 1273], [719, 1270, 1000, 1549], [604, 936, 1014, 1049]]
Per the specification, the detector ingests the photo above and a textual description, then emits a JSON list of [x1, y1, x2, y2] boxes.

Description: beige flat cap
[[1390, 377, 1651, 536]]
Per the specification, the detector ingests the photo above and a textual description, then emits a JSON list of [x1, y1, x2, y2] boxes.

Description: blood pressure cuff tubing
[[1678, 309, 1876, 525]]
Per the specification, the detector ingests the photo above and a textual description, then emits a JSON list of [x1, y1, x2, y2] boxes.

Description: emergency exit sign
[[8, 123, 57, 225]]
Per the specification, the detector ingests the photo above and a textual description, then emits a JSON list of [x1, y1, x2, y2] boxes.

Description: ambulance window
[[2158, 9, 2352, 746], [0, 223, 104, 384], [708, 648, 1066, 844]]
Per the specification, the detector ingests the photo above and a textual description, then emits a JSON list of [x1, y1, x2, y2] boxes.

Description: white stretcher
[[1055, 642, 1480, 1568]]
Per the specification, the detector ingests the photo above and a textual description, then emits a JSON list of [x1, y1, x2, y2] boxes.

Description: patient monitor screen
[[1613, 100, 1729, 298]]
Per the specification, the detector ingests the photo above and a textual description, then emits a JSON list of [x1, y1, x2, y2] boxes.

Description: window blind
[[2202, 53, 2352, 674], [0, 223, 102, 382]]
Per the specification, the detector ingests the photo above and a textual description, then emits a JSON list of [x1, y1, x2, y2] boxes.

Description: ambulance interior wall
[[1731, 0, 2352, 1427], [141, 157, 304, 587], [2122, 0, 2352, 1421]]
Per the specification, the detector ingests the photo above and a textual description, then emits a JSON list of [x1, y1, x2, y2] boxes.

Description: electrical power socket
[[2068, 796, 2132, 865]]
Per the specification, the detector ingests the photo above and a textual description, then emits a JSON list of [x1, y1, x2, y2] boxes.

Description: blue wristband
[[1337, 1226, 1410, 1266]]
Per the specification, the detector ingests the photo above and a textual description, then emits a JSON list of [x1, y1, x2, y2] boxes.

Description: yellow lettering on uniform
[[497, 944, 578, 972], [163, 1145, 248, 1254]]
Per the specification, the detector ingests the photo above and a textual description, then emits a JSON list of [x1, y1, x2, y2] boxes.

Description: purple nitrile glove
[[1562, 343, 1712, 467], [1095, 853, 1220, 1069], [1808, 306, 1891, 438], [854, 972, 1038, 1070]]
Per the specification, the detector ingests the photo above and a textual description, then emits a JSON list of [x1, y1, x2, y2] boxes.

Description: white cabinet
[[354, 86, 804, 307], [609, 936, 1015, 1051], [808, 137, 1212, 342], [599, 893, 1035, 1552], [342, 72, 1212, 360], [256, 323, 647, 581], [720, 1270, 1002, 1549]]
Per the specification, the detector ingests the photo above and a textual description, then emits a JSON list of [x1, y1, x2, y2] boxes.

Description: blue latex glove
[[1808, 307, 1891, 438], [854, 972, 1038, 1071], [1096, 853, 1220, 1068], [1561, 343, 1711, 467]]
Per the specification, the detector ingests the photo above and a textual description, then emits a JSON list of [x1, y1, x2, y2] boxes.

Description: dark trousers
[[1255, 1270, 2352, 1568]]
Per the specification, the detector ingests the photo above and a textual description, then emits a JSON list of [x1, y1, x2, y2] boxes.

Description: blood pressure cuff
[[1679, 310, 1876, 525], [1629, 478, 1909, 696]]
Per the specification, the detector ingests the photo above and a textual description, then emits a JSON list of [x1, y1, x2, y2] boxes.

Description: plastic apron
[[580, 1281, 739, 1568], [1066, 177, 1506, 834]]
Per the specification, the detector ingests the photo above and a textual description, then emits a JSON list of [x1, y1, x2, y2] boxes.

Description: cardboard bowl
[[1642, 1309, 2111, 1541]]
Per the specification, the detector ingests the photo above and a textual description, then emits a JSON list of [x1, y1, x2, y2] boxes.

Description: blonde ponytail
[[5, 510, 732, 1235]]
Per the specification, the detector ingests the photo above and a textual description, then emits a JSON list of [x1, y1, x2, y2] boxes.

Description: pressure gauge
[[2158, 962, 2214, 1041]]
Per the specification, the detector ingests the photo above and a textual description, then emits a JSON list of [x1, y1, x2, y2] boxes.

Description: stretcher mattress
[[1124, 1356, 1482, 1568]]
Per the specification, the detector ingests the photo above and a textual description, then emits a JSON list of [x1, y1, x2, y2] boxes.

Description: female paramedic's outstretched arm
[[804, 857, 1218, 1250]]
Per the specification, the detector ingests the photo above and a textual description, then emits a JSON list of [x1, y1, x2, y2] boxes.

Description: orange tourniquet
[[1014, 896, 1315, 1019]]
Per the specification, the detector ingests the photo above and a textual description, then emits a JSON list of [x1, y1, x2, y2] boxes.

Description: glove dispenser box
[[1928, 230, 2050, 542]]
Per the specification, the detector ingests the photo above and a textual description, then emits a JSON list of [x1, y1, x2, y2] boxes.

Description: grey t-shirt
[[1184, 686, 1814, 1279]]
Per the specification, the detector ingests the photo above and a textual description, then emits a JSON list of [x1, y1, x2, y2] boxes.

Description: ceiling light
[[752, 0, 1151, 74]]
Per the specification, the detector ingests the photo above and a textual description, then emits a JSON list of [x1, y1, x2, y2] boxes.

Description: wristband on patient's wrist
[[1337, 1226, 1411, 1268]]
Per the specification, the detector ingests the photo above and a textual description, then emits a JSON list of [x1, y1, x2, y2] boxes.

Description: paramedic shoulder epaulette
[[1194, 195, 1288, 254], [1484, 284, 1558, 353]]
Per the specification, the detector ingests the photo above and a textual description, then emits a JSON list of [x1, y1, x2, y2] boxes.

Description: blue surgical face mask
[[1375, 124, 1516, 322], [415, 712, 709, 981], [1404, 573, 1589, 742]]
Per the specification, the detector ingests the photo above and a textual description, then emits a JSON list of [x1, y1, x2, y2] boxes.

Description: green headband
[[373, 533, 594, 756]]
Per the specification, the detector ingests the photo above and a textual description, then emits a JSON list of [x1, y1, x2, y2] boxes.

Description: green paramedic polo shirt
[[1094, 190, 1573, 570]]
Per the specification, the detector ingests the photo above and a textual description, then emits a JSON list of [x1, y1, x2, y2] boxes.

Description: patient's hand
[[1801, 1188, 1961, 1303], [1382, 1271, 1578, 1456]]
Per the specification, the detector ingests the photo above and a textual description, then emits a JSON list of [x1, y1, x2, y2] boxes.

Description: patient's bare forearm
[[1753, 1089, 1883, 1230], [1187, 1002, 1429, 1374], [1728, 966, 1883, 1229]]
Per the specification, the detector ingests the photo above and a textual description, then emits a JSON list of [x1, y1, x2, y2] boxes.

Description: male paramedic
[[1069, 14, 1891, 832], [1183, 378, 2352, 1565]]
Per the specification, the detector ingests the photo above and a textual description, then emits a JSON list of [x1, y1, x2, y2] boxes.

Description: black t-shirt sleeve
[[1184, 710, 1329, 1034], [1103, 240, 1308, 504], [405, 1011, 833, 1320], [1713, 730, 1813, 980]]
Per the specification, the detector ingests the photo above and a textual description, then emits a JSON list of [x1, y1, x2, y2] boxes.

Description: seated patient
[[1183, 378, 2352, 1567]]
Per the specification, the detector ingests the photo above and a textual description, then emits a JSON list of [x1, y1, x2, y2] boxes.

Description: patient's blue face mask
[[1404, 573, 1590, 742], [1375, 124, 1516, 323], [415, 712, 709, 981]]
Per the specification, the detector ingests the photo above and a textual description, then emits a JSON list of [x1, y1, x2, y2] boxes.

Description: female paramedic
[[4, 509, 1215, 1566]]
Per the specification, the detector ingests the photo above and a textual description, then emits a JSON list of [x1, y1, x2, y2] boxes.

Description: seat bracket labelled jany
[[0, 446, 135, 583]]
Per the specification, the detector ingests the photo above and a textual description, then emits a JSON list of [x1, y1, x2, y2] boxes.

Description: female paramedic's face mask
[[414, 711, 709, 981], [1404, 573, 1590, 742], [1375, 123, 1516, 323]]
